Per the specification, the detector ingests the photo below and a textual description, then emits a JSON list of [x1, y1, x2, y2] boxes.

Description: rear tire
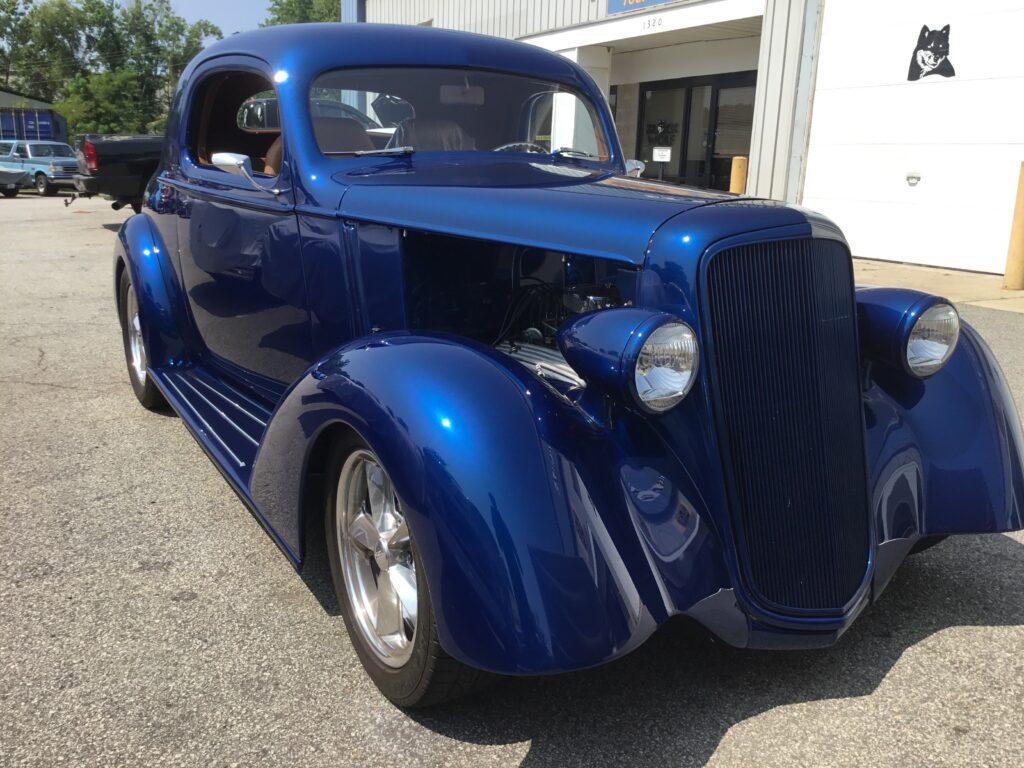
[[324, 434, 492, 707], [118, 269, 166, 410], [35, 173, 56, 196]]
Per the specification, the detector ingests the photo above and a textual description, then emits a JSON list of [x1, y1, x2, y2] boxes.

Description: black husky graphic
[[908, 24, 955, 81]]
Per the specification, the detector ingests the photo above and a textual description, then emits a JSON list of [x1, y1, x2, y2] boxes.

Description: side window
[[13, 144, 27, 158], [187, 70, 282, 177], [0, 142, 11, 155]]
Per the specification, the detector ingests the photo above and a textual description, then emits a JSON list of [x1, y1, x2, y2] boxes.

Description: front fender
[[250, 334, 677, 674], [115, 213, 192, 367], [867, 322, 1024, 540]]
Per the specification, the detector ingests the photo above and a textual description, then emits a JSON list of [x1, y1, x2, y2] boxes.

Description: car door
[[11, 143, 28, 171], [171, 58, 311, 401]]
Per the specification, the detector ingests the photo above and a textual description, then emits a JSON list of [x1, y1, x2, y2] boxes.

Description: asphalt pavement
[[2, 194, 1023, 767]]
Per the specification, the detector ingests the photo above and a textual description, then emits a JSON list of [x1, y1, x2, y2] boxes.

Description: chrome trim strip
[[176, 375, 261, 447], [162, 373, 247, 468], [189, 374, 268, 427]]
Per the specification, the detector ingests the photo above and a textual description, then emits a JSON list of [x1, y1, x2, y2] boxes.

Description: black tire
[[909, 535, 947, 555], [35, 173, 56, 196], [324, 434, 492, 707], [2, 188, 17, 198], [117, 269, 166, 410]]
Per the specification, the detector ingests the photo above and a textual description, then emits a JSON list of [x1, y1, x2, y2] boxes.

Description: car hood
[[335, 160, 733, 265]]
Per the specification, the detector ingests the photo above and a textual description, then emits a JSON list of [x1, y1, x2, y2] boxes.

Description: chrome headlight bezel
[[628, 320, 700, 413], [557, 308, 701, 416], [904, 301, 960, 378]]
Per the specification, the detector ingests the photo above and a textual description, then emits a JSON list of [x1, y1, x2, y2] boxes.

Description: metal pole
[[1005, 161, 1024, 290], [729, 156, 748, 194]]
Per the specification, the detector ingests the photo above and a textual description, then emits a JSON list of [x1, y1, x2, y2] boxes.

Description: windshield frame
[[303, 64, 622, 173]]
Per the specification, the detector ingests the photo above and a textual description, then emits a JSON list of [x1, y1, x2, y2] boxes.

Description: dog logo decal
[[908, 24, 955, 81]]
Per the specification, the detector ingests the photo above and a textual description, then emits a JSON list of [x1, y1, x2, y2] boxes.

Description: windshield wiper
[[325, 146, 415, 157], [551, 147, 597, 159]]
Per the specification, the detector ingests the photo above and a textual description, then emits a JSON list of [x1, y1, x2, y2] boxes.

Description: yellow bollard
[[729, 156, 748, 195], [1006, 162, 1024, 290]]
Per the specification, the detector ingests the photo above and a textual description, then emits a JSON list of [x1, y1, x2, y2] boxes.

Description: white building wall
[[802, 0, 1024, 273]]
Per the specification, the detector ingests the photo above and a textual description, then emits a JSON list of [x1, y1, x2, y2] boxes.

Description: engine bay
[[402, 230, 639, 389]]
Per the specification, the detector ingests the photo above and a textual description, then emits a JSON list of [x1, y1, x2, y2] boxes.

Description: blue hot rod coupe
[[115, 24, 1024, 707]]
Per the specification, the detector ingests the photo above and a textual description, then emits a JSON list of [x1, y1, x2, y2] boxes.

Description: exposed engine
[[402, 231, 638, 389]]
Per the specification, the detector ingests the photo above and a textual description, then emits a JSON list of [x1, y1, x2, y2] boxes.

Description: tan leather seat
[[263, 134, 283, 175], [387, 119, 475, 151], [313, 117, 374, 153]]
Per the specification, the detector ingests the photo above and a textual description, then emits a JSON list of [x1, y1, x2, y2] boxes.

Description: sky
[[168, 1, 272, 37]]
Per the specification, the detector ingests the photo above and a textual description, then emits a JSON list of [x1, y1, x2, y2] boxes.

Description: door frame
[[635, 70, 757, 187]]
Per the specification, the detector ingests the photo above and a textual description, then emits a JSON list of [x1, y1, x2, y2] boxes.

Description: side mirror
[[210, 151, 280, 196], [211, 151, 253, 177], [625, 159, 645, 178]]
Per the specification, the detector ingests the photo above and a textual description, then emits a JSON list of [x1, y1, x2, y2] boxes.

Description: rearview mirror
[[440, 84, 485, 106]]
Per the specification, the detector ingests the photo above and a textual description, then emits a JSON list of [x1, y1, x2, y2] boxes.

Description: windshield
[[309, 67, 610, 161], [28, 143, 74, 158]]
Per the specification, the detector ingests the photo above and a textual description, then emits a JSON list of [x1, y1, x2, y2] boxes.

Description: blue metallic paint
[[113, 24, 1024, 675]]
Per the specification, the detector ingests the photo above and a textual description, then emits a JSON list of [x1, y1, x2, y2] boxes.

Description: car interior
[[191, 67, 609, 180], [189, 71, 283, 177]]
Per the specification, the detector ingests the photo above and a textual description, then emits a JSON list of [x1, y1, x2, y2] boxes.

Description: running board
[[150, 366, 272, 488]]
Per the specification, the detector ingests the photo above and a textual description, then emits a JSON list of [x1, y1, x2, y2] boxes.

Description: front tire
[[35, 173, 56, 196], [325, 435, 491, 707], [118, 269, 166, 410]]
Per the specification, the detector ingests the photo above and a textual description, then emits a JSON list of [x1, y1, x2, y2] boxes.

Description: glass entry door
[[637, 71, 756, 190]]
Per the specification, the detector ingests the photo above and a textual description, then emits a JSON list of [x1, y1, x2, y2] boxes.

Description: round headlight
[[906, 303, 959, 377], [634, 322, 699, 412]]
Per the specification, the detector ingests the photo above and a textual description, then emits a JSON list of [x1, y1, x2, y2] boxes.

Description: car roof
[[188, 23, 593, 92]]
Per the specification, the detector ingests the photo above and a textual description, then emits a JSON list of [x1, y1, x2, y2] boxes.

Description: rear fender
[[115, 213, 193, 367], [249, 333, 678, 673]]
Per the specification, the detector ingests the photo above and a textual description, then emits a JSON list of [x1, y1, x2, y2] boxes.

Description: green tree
[[55, 67, 144, 134], [7, 0, 86, 101], [3, 0, 221, 134], [263, 0, 339, 26], [79, 0, 125, 72], [0, 0, 34, 88]]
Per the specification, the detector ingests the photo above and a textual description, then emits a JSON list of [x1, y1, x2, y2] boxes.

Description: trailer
[[0, 108, 68, 143]]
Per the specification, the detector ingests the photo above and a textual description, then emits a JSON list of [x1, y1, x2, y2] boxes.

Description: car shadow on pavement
[[407, 533, 1024, 767]]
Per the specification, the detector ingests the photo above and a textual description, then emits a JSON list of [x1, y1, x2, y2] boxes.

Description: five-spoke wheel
[[337, 449, 418, 667], [325, 436, 490, 707], [117, 269, 165, 410]]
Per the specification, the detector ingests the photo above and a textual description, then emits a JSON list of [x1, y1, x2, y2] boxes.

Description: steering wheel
[[492, 142, 548, 154]]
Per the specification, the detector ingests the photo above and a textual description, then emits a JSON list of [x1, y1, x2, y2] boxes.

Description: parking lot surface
[[2, 194, 1023, 767]]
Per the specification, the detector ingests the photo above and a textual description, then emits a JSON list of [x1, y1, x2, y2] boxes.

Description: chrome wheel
[[336, 449, 417, 667], [125, 287, 147, 384]]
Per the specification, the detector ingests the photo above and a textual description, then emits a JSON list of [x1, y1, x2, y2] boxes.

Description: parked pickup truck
[[72, 134, 162, 212]]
